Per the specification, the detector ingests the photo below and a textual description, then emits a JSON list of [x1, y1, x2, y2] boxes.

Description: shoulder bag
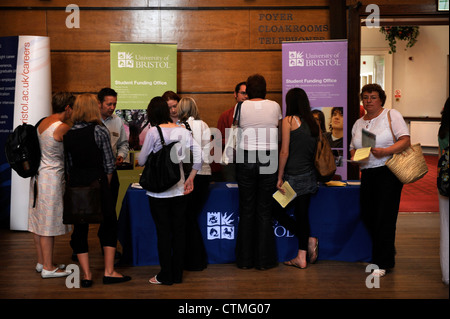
[[385, 110, 428, 184], [63, 179, 103, 224], [181, 121, 194, 176], [437, 145, 449, 197], [139, 125, 181, 192], [314, 130, 336, 182], [221, 101, 243, 165]]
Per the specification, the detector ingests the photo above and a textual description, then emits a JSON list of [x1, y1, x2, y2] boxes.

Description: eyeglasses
[[362, 95, 379, 100], [238, 91, 247, 95]]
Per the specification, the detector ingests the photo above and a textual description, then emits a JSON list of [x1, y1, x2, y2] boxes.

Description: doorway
[[360, 49, 393, 108]]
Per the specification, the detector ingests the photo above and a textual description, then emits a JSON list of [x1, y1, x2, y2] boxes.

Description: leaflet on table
[[325, 181, 347, 187], [273, 181, 297, 208]]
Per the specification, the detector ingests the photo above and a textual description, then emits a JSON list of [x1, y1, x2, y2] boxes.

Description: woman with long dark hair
[[138, 96, 202, 285], [273, 87, 320, 269]]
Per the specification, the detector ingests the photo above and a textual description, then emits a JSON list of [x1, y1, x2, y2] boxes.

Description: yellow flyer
[[273, 181, 297, 208]]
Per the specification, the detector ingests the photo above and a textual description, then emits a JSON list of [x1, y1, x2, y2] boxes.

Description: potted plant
[[380, 26, 420, 54]]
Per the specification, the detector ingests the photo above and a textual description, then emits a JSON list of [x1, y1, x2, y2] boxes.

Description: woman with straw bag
[[350, 84, 410, 278]]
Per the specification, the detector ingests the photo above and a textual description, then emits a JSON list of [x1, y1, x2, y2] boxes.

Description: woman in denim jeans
[[235, 74, 282, 270], [273, 88, 320, 269]]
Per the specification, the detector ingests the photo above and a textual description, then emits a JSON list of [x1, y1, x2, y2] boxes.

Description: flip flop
[[149, 275, 162, 285], [308, 238, 319, 264]]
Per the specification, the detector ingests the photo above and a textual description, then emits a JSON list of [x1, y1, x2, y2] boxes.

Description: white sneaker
[[36, 263, 66, 273], [372, 269, 386, 277], [41, 268, 70, 279]]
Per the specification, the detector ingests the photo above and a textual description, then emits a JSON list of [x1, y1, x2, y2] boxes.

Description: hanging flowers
[[380, 26, 420, 54]]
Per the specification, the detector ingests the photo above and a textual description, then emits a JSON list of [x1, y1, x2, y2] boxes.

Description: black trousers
[[148, 195, 187, 285], [360, 165, 403, 269], [235, 152, 278, 269], [70, 178, 118, 254], [272, 193, 312, 251], [184, 174, 210, 270]]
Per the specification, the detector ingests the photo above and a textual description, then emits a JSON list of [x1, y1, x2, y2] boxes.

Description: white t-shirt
[[236, 99, 282, 151], [350, 108, 410, 169], [185, 117, 212, 175], [138, 126, 202, 198]]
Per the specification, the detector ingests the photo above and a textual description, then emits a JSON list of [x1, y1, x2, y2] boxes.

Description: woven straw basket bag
[[385, 143, 428, 184], [385, 111, 428, 184]]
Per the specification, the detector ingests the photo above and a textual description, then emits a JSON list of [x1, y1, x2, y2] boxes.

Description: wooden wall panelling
[[46, 10, 161, 51], [45, 10, 251, 51], [45, 8, 330, 51], [159, 0, 329, 7], [160, 10, 250, 50], [178, 51, 282, 92], [0, 0, 328, 8], [51, 51, 282, 93], [1, 3, 331, 128], [0, 10, 47, 37], [51, 52, 110, 93], [0, 0, 149, 7], [250, 9, 330, 49]]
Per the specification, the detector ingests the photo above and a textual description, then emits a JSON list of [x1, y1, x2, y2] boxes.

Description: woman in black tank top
[[273, 88, 320, 269]]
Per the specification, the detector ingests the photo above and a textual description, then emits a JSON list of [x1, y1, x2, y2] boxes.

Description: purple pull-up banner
[[282, 40, 348, 180]]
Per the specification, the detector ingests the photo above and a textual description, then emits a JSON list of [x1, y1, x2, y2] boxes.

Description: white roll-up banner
[[10, 36, 52, 230]]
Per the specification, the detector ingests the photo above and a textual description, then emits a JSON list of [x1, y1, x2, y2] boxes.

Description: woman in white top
[[177, 97, 212, 270], [350, 84, 410, 278], [138, 96, 202, 285], [235, 74, 282, 270]]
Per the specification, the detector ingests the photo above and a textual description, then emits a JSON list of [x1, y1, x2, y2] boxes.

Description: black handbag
[[139, 125, 181, 192], [63, 179, 103, 224]]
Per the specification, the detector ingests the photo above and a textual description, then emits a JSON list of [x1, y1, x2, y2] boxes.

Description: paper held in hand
[[273, 181, 297, 208], [353, 147, 372, 162]]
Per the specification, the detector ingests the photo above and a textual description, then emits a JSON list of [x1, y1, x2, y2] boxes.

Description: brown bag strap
[[387, 110, 397, 143]]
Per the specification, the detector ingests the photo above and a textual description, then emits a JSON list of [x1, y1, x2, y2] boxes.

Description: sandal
[[149, 275, 162, 285], [308, 238, 319, 264]]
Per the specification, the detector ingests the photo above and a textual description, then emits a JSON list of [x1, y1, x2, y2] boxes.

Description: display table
[[117, 182, 371, 266]]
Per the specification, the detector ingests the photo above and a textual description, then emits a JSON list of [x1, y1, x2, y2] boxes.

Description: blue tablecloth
[[118, 182, 371, 266]]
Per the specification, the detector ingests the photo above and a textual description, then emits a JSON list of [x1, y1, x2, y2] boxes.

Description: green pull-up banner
[[110, 42, 177, 110]]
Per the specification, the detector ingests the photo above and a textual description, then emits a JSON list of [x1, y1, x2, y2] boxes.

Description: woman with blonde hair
[[177, 97, 211, 270], [64, 93, 131, 287]]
